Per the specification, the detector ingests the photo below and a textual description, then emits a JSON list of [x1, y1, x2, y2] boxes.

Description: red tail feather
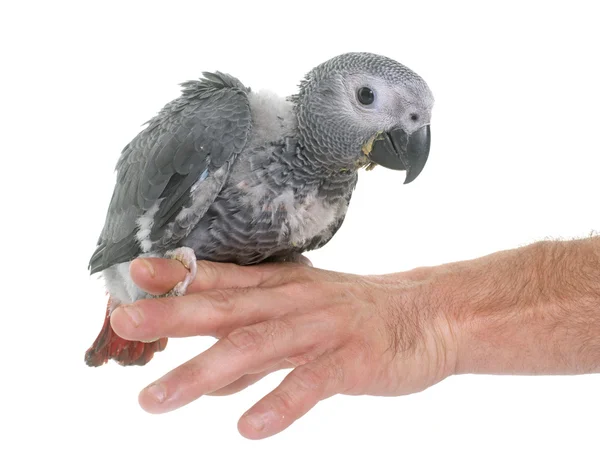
[[85, 298, 167, 367]]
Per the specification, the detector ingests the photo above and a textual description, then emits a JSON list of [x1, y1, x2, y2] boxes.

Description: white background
[[2, 0, 599, 462]]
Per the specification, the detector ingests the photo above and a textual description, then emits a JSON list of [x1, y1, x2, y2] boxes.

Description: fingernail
[[145, 383, 167, 403], [122, 305, 143, 327], [243, 410, 274, 432], [138, 258, 155, 278]]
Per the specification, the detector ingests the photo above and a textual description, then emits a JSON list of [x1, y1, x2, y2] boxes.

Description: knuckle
[[282, 279, 324, 302], [225, 325, 264, 352], [270, 389, 298, 416], [225, 319, 292, 352], [280, 281, 308, 299], [291, 364, 326, 392], [283, 265, 315, 285], [286, 353, 316, 367], [292, 264, 314, 279], [204, 288, 235, 311]]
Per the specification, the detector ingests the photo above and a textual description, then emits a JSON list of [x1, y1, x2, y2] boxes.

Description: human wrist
[[376, 267, 461, 384]]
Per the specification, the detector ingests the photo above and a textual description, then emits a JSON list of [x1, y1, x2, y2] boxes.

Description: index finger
[[130, 258, 307, 295]]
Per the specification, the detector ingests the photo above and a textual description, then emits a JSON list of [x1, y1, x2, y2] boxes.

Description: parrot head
[[292, 52, 434, 183]]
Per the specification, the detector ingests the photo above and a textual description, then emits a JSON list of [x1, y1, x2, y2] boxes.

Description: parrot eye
[[357, 87, 375, 105]]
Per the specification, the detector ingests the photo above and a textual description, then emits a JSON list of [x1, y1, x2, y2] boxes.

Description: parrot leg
[[84, 297, 168, 367], [163, 246, 198, 297]]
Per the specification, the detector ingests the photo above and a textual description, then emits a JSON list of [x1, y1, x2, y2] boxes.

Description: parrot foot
[[164, 246, 197, 297]]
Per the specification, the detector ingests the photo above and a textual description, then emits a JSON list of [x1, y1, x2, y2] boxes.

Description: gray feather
[[89, 72, 252, 273]]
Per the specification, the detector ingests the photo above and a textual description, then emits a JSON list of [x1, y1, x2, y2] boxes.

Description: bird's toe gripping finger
[[165, 246, 197, 270], [164, 247, 198, 297], [164, 281, 186, 297]]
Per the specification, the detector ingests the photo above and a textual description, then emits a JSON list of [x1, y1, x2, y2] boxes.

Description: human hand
[[110, 258, 458, 439]]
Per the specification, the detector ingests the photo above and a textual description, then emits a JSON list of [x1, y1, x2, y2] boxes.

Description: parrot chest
[[273, 189, 344, 247], [231, 170, 348, 248]]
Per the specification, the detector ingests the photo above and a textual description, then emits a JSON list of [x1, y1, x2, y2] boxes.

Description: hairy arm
[[441, 236, 600, 375]]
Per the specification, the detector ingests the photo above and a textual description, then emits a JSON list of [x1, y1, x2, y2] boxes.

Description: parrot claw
[[163, 246, 197, 297], [165, 281, 186, 297]]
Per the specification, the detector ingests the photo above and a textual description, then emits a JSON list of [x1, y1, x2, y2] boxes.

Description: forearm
[[435, 237, 600, 375]]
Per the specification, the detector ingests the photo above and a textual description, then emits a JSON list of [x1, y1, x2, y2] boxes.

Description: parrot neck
[[298, 146, 359, 178], [273, 137, 358, 189], [294, 118, 364, 174]]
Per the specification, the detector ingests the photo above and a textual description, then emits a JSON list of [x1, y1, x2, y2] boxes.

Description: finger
[[205, 353, 315, 396], [207, 361, 292, 396], [110, 286, 303, 341], [130, 257, 310, 296], [137, 317, 324, 414], [237, 350, 347, 440]]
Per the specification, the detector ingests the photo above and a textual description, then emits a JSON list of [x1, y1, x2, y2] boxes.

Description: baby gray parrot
[[85, 52, 434, 367]]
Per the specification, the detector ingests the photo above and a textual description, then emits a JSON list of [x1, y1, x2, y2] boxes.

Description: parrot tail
[[85, 298, 168, 367]]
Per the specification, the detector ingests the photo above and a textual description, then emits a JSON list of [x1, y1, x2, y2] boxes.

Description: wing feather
[[89, 72, 252, 274]]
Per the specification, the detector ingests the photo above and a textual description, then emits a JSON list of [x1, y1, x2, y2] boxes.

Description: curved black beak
[[368, 125, 431, 184]]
